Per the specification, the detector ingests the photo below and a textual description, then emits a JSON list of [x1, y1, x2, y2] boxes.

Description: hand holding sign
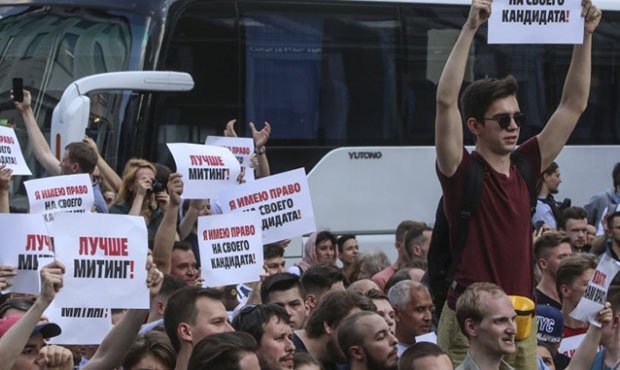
[[466, 0, 492, 30], [583, 0, 601, 34], [146, 254, 164, 298], [0, 265, 16, 290], [40, 261, 65, 305], [595, 302, 613, 327], [167, 173, 184, 207], [0, 165, 12, 192], [37, 345, 74, 370]]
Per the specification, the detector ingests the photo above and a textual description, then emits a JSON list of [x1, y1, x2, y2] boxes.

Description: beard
[[363, 348, 398, 370]]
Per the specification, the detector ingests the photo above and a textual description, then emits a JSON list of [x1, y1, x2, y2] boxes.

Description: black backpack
[[426, 152, 538, 320]]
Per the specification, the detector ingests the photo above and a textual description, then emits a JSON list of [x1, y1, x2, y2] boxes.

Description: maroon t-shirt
[[438, 138, 541, 308]]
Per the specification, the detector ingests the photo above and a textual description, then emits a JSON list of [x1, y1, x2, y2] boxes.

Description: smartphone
[[12, 78, 23, 102]]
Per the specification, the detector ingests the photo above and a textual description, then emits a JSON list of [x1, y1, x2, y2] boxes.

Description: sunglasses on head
[[481, 112, 527, 130]]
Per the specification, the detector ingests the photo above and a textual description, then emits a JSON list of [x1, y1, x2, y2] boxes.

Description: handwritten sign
[[0, 214, 54, 294], [46, 213, 149, 309], [45, 303, 113, 345], [25, 174, 94, 221], [205, 136, 255, 182], [167, 143, 241, 199], [218, 168, 316, 244], [488, 0, 584, 44], [198, 212, 263, 287], [0, 125, 31, 175], [570, 252, 620, 326]]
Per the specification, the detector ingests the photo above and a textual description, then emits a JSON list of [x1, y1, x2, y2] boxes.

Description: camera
[[152, 181, 166, 193]]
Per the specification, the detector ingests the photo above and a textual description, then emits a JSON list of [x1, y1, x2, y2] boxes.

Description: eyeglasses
[[481, 112, 527, 130]]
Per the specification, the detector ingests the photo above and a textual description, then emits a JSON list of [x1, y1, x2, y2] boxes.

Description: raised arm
[[250, 122, 271, 178], [0, 261, 64, 370], [565, 303, 612, 370], [0, 166, 12, 213], [435, 0, 491, 177], [153, 173, 183, 273], [83, 258, 163, 370], [14, 90, 60, 176], [537, 0, 601, 170], [83, 136, 122, 193]]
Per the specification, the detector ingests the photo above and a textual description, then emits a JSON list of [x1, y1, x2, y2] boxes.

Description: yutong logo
[[348, 151, 382, 159]]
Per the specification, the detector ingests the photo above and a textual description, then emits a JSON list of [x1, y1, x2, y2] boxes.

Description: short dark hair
[[395, 220, 421, 243], [534, 231, 571, 261], [557, 207, 588, 229], [122, 330, 176, 370], [65, 142, 98, 174], [398, 342, 448, 370], [613, 162, 620, 188], [537, 161, 559, 194], [337, 234, 356, 254], [337, 311, 381, 360], [263, 243, 285, 260], [173, 241, 193, 252], [261, 273, 305, 303], [364, 288, 388, 301], [315, 231, 337, 248], [607, 211, 620, 230], [0, 297, 34, 318], [555, 254, 597, 301], [293, 352, 322, 369], [188, 332, 257, 370], [164, 286, 223, 351], [385, 268, 413, 294], [301, 263, 345, 297], [460, 75, 518, 123], [305, 290, 376, 338], [231, 304, 290, 343], [155, 274, 187, 301], [404, 224, 432, 259]]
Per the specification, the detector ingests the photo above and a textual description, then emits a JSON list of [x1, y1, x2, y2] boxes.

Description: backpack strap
[[510, 151, 538, 213], [447, 157, 484, 284]]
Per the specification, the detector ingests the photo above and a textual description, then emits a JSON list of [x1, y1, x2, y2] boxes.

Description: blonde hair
[[116, 158, 157, 205], [456, 282, 506, 338]]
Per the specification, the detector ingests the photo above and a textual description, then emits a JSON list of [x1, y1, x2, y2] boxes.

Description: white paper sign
[[218, 168, 316, 244], [205, 136, 255, 182], [0, 214, 53, 294], [24, 174, 94, 221], [570, 252, 620, 325], [47, 213, 149, 309], [45, 303, 113, 345], [488, 0, 584, 44], [198, 212, 263, 287], [0, 125, 32, 175], [558, 333, 587, 358], [167, 143, 241, 199]]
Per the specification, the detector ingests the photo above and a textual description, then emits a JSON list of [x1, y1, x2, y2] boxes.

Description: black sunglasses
[[481, 112, 527, 130]]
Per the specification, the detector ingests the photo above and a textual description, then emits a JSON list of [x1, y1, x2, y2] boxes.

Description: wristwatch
[[256, 146, 266, 155]]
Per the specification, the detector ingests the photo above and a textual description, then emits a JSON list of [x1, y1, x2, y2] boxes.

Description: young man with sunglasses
[[434, 0, 601, 369]]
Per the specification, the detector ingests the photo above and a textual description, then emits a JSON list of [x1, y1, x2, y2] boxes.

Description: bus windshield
[[0, 4, 154, 209]]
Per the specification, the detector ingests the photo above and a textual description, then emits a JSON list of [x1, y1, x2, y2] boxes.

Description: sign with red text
[[45, 303, 112, 345], [0, 214, 54, 294], [218, 168, 316, 243], [570, 252, 620, 326], [47, 213, 149, 309], [488, 0, 584, 44], [198, 212, 263, 286], [167, 143, 241, 199], [0, 125, 31, 175], [205, 136, 255, 181], [24, 174, 94, 221]]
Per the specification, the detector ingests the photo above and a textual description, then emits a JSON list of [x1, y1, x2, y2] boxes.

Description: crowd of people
[[0, 0, 615, 369]]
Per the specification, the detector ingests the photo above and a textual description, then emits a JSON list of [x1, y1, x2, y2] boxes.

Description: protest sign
[[25, 174, 94, 222], [558, 333, 587, 358], [0, 214, 53, 294], [0, 125, 31, 175], [570, 252, 620, 325], [47, 213, 149, 309], [488, 0, 584, 44], [205, 136, 255, 182], [218, 168, 316, 244], [198, 212, 263, 287], [45, 303, 113, 345], [167, 143, 241, 199]]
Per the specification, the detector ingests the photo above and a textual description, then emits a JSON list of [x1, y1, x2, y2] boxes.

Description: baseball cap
[[536, 304, 563, 344], [0, 316, 61, 339]]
